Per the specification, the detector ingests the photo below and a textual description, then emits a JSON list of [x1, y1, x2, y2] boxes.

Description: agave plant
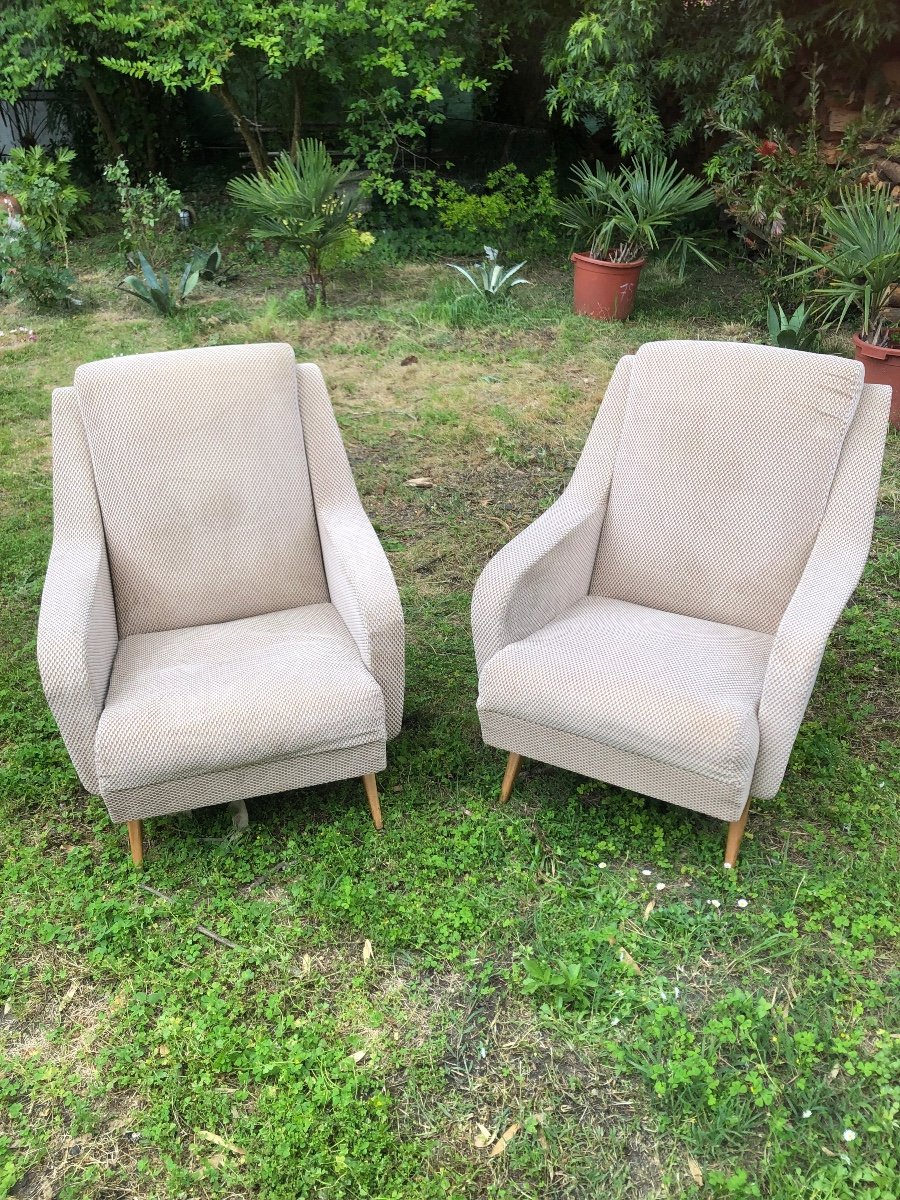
[[227, 140, 358, 305], [448, 246, 530, 302], [787, 187, 900, 345], [766, 300, 819, 350], [556, 156, 716, 277], [121, 246, 221, 317]]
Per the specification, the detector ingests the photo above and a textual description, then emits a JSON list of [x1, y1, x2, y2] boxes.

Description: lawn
[[1, 238, 898, 1200]]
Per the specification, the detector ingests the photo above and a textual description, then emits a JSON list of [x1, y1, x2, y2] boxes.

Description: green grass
[[0, 236, 898, 1199]]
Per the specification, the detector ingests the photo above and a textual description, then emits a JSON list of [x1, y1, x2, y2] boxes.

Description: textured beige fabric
[[471, 343, 890, 824], [38, 346, 405, 827], [96, 604, 385, 793], [480, 713, 751, 822], [74, 343, 328, 638], [591, 342, 864, 633], [478, 597, 771, 820], [296, 364, 405, 738], [751, 383, 891, 797], [472, 356, 632, 670], [36, 388, 119, 795], [103, 742, 386, 823]]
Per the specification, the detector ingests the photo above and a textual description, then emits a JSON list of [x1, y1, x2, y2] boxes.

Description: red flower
[[757, 139, 779, 157]]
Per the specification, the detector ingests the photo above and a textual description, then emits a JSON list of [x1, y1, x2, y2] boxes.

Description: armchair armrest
[[751, 383, 891, 799], [471, 355, 633, 671], [37, 389, 118, 794], [296, 366, 404, 739], [316, 505, 405, 739], [471, 496, 606, 671]]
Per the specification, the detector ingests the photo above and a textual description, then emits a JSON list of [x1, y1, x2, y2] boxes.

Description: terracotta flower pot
[[571, 252, 645, 321], [853, 334, 900, 429], [0, 193, 23, 218]]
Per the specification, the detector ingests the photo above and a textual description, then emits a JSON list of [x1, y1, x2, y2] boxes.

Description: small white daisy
[[801, 1110, 812, 1119], [843, 1130, 856, 1143], [656, 882, 666, 891], [598, 862, 608, 869], [737, 898, 749, 908], [707, 899, 721, 908], [641, 869, 652, 876]]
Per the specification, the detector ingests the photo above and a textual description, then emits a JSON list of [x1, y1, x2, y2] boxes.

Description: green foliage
[[556, 155, 716, 276], [0, 1, 79, 101], [0, 146, 87, 265], [102, 157, 182, 262], [228, 141, 359, 305], [90, 0, 503, 200], [120, 246, 220, 316], [520, 958, 601, 1013], [766, 301, 819, 351], [701, 65, 885, 305], [0, 228, 74, 310], [788, 188, 900, 344], [448, 247, 530, 302], [436, 166, 560, 257], [545, 1, 895, 155]]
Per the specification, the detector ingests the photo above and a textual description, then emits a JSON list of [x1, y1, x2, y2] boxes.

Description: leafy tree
[[545, 1, 895, 155], [0, 1, 128, 158], [93, 0, 504, 192], [0, 1, 193, 172]]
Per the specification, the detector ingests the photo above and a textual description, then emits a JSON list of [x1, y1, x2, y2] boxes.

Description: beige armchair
[[37, 343, 404, 865], [471, 341, 890, 866]]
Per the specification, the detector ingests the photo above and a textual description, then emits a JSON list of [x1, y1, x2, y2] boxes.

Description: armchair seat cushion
[[477, 596, 772, 797], [96, 603, 385, 794]]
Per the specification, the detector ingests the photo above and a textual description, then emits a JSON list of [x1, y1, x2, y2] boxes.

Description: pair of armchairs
[[37, 342, 889, 868]]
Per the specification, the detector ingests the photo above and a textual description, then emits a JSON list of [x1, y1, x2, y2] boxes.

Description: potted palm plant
[[789, 188, 900, 427], [556, 156, 716, 320]]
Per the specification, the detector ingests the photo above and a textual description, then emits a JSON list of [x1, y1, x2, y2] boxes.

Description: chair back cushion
[[74, 343, 328, 637], [590, 341, 864, 633]]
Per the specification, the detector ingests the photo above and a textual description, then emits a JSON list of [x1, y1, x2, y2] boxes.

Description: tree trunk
[[81, 76, 124, 160], [291, 73, 304, 156], [212, 83, 268, 174]]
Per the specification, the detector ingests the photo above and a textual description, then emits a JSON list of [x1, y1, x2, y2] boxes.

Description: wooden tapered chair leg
[[363, 774, 383, 831], [499, 752, 523, 804], [127, 819, 144, 867], [723, 799, 751, 869]]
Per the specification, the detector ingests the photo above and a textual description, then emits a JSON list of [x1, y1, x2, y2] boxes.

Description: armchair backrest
[[72, 343, 328, 637], [590, 341, 865, 634]]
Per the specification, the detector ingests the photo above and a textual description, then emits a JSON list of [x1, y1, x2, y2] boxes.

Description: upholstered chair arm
[[471, 355, 633, 671], [751, 383, 891, 799], [37, 388, 118, 794], [296, 365, 405, 739], [471, 495, 606, 671]]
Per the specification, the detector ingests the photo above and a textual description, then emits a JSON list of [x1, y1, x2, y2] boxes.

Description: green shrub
[[787, 187, 900, 345], [436, 165, 560, 257], [703, 68, 882, 304], [0, 146, 88, 266], [102, 157, 183, 263], [0, 229, 74, 310], [227, 140, 361, 306]]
